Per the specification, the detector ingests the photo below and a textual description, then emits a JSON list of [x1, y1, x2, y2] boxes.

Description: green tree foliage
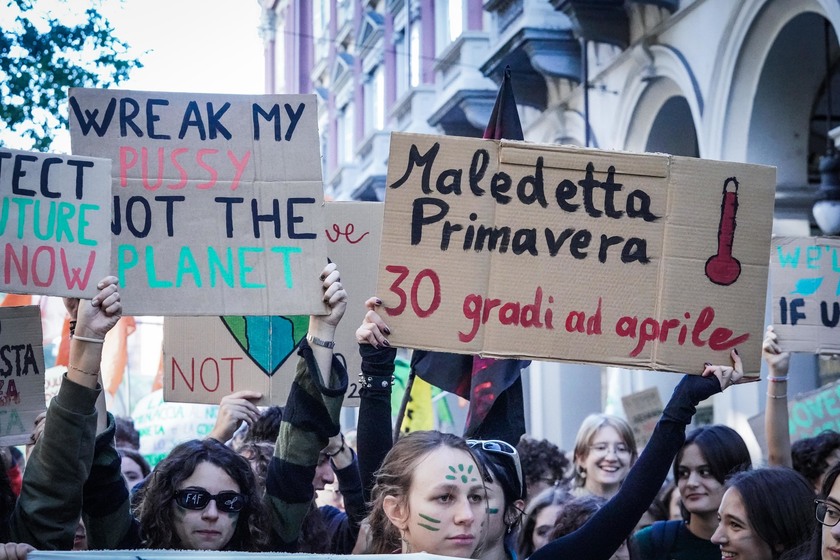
[[0, 0, 142, 151]]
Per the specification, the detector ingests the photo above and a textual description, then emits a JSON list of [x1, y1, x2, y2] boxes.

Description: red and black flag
[[412, 66, 529, 446]]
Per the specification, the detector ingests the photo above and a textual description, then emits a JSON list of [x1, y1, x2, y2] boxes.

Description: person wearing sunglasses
[[710, 468, 814, 560], [469, 439, 527, 560], [357, 298, 747, 560]]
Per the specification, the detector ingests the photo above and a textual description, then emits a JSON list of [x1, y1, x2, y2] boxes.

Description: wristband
[[768, 376, 788, 383], [69, 364, 99, 377], [73, 335, 105, 344], [767, 393, 787, 399], [307, 335, 335, 349], [359, 372, 394, 390], [324, 433, 345, 457]]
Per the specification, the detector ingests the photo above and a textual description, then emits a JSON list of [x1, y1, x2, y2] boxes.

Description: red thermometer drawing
[[705, 177, 742, 286]]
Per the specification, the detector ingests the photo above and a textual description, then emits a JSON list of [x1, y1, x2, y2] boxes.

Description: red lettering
[[199, 358, 220, 392], [410, 268, 441, 318], [171, 357, 194, 391], [708, 328, 750, 351], [691, 307, 715, 347], [196, 148, 219, 189], [141, 147, 165, 190], [168, 148, 189, 189], [119, 146, 137, 187], [384, 265, 410, 316], [228, 150, 251, 190]]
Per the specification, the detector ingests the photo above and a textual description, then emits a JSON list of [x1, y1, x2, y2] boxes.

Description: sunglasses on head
[[466, 439, 524, 498], [173, 488, 245, 513]]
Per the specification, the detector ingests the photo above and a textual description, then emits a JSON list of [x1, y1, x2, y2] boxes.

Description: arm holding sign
[[356, 297, 397, 505], [763, 326, 793, 468], [10, 278, 123, 550], [265, 263, 349, 551], [530, 351, 744, 560]]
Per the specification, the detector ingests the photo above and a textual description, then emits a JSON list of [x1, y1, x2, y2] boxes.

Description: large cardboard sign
[[0, 306, 46, 445], [771, 236, 840, 354], [622, 387, 663, 448], [377, 133, 776, 374], [163, 202, 384, 405], [69, 88, 328, 316], [1, 148, 111, 298]]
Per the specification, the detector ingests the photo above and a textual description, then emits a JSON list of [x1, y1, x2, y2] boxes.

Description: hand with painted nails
[[761, 325, 789, 377], [356, 297, 391, 348], [312, 262, 348, 329], [701, 349, 743, 390]]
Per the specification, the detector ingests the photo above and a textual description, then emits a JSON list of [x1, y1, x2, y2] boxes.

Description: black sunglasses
[[467, 439, 524, 498], [173, 488, 245, 513]]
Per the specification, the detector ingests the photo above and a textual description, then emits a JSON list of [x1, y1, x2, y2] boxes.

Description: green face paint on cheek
[[418, 513, 441, 532], [486, 507, 499, 514], [445, 464, 479, 484]]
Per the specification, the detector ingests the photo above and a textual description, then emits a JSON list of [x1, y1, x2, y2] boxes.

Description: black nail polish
[[384, 327, 391, 335]]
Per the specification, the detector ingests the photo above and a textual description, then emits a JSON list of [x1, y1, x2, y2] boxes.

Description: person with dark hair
[[711, 467, 814, 560], [811, 461, 840, 560], [516, 437, 570, 502], [631, 424, 752, 559], [470, 440, 527, 560], [793, 432, 840, 493], [517, 484, 570, 558], [549, 495, 629, 559], [114, 416, 141, 450], [117, 447, 150, 488], [136, 438, 270, 550], [244, 406, 284, 444], [358, 299, 745, 560]]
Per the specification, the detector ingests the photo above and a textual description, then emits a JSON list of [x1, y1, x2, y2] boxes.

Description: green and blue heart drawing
[[219, 315, 310, 376]]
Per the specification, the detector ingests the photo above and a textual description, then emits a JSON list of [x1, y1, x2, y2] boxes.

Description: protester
[[631, 424, 752, 559], [793, 432, 840, 493], [9, 276, 121, 550], [810, 461, 840, 560], [118, 447, 150, 489], [763, 325, 794, 470], [549, 495, 630, 560], [516, 436, 570, 502], [517, 484, 570, 558], [114, 416, 141, 450], [358, 298, 744, 560], [470, 440, 527, 560], [571, 414, 638, 499], [711, 468, 814, 560], [10, 264, 348, 553]]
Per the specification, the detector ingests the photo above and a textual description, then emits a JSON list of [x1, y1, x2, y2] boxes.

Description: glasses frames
[[588, 442, 632, 456], [816, 499, 840, 527], [173, 488, 246, 513], [466, 439, 524, 497]]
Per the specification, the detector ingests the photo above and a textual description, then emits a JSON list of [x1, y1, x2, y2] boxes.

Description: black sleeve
[[357, 344, 397, 505], [530, 374, 721, 560]]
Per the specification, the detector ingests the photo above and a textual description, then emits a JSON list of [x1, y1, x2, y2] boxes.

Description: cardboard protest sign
[[69, 88, 328, 316], [748, 378, 840, 458], [0, 148, 111, 298], [164, 202, 384, 405], [0, 306, 46, 445], [771, 236, 840, 354], [621, 387, 663, 448], [131, 388, 219, 467], [377, 133, 776, 374]]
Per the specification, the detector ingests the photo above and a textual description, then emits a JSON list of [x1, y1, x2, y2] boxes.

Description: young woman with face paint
[[358, 300, 746, 560], [710, 468, 814, 560]]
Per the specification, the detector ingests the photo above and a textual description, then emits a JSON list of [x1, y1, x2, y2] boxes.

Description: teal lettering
[[207, 247, 235, 287], [826, 394, 840, 417], [117, 245, 139, 286], [56, 202, 75, 242], [238, 247, 265, 288], [32, 200, 56, 241], [77, 204, 98, 246], [807, 246, 822, 269], [176, 246, 202, 287], [145, 246, 173, 288], [833, 248, 840, 273], [13, 198, 34, 239], [270, 246, 302, 288], [778, 246, 801, 268]]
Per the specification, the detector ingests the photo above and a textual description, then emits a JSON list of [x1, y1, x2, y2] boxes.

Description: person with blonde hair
[[571, 414, 638, 499]]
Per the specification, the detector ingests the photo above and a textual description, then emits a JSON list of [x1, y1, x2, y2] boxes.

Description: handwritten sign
[[771, 236, 840, 354], [69, 88, 328, 316], [622, 387, 663, 448], [0, 306, 45, 445], [377, 133, 776, 374], [164, 202, 383, 405], [0, 148, 111, 298], [749, 378, 840, 455]]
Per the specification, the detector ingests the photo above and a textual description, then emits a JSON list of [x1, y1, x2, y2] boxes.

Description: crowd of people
[[0, 266, 836, 560]]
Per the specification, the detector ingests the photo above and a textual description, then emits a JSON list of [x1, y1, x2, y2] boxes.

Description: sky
[[4, 0, 265, 151]]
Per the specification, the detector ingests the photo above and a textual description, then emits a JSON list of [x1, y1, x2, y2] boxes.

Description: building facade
[[259, 0, 839, 455]]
